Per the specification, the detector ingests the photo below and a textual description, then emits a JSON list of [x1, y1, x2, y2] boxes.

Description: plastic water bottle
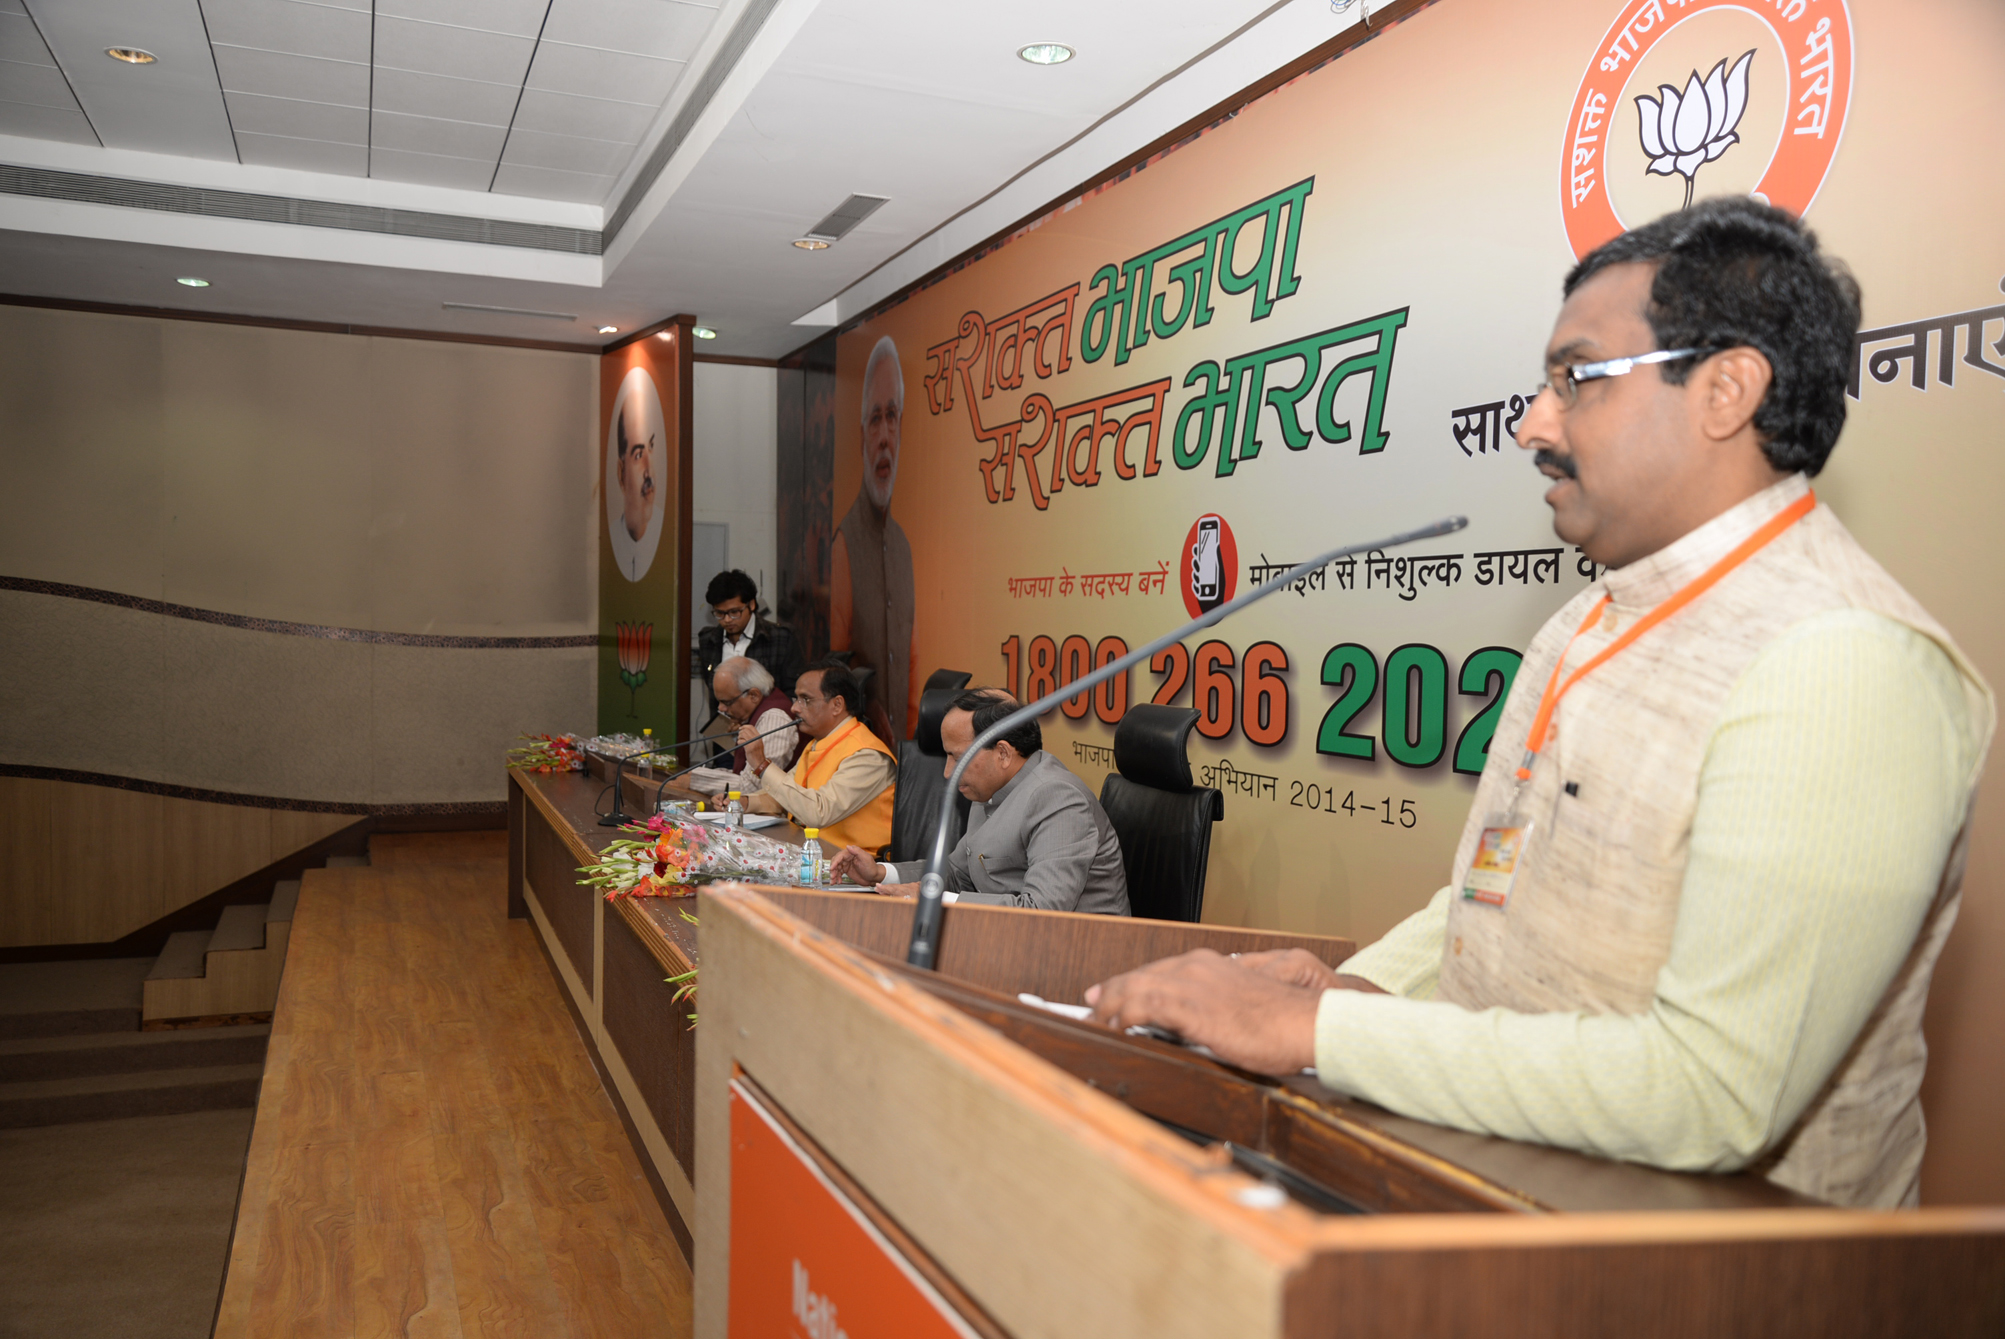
[[799, 828, 824, 886], [724, 790, 744, 828]]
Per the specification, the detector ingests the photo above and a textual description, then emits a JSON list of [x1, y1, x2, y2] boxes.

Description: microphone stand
[[905, 514, 1468, 969], [591, 717, 762, 827], [651, 717, 800, 809]]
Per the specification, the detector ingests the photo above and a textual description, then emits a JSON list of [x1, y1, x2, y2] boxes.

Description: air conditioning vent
[[805, 194, 889, 243], [0, 163, 602, 255]]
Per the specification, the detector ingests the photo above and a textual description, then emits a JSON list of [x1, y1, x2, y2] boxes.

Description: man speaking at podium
[[1086, 200, 1993, 1209]]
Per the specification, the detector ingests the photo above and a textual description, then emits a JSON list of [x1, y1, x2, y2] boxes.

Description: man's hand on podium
[[1084, 948, 1360, 1077]]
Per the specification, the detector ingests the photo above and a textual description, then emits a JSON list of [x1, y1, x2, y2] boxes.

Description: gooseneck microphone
[[591, 715, 777, 827], [904, 514, 1469, 969], [651, 717, 800, 808]]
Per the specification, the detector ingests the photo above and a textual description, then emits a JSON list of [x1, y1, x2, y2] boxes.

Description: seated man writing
[[743, 659, 895, 853], [830, 690, 1129, 914], [689, 656, 797, 796], [1085, 199, 1992, 1208]]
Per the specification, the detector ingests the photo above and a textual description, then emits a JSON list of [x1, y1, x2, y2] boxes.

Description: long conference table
[[507, 757, 2005, 1337]]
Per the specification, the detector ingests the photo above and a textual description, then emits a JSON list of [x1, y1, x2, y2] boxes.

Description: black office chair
[[888, 676, 973, 864], [1099, 704, 1224, 923]]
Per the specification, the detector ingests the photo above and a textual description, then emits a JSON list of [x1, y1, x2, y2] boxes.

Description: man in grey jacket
[[828, 690, 1130, 915]]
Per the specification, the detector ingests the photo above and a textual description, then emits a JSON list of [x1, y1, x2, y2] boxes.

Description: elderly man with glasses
[[701, 656, 798, 794], [1087, 198, 1992, 1210]]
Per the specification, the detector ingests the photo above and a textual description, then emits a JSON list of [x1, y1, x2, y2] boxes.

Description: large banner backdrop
[[832, 0, 2005, 951]]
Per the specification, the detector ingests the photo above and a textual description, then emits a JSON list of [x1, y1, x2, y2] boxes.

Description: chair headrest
[[1113, 704, 1200, 792], [923, 668, 972, 694], [914, 686, 961, 756]]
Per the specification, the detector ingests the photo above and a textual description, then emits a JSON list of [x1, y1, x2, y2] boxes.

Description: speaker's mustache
[[1534, 449, 1578, 480]]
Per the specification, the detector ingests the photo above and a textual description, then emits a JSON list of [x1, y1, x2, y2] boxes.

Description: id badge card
[[1462, 812, 1534, 909]]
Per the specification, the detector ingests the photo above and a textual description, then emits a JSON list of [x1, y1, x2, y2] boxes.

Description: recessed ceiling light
[[1017, 43, 1074, 65], [656, 331, 673, 341], [598, 325, 618, 334], [792, 237, 830, 251], [176, 277, 209, 287], [692, 326, 717, 340], [106, 47, 157, 64]]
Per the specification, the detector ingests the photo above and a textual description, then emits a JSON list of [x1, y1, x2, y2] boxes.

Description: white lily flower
[[1636, 50, 1754, 209]]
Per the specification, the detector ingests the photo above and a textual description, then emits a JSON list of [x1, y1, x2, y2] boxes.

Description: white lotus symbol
[[1637, 51, 1754, 209]]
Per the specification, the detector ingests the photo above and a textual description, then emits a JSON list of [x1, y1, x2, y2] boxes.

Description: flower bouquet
[[579, 816, 807, 900], [507, 733, 585, 773]]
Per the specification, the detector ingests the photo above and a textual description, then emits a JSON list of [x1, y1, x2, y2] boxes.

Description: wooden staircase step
[[0, 1062, 265, 1128], [145, 931, 213, 982], [0, 960, 149, 1040], [207, 904, 270, 955], [0, 1024, 269, 1083], [267, 880, 301, 923]]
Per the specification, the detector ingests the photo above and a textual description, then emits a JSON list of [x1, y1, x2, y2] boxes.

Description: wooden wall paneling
[[160, 794, 274, 920], [603, 904, 698, 1179], [0, 776, 55, 945], [269, 809, 360, 862], [525, 801, 594, 994], [44, 780, 166, 943]]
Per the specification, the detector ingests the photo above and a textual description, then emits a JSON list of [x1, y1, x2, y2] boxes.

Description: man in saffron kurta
[[1084, 199, 1993, 1209], [745, 660, 896, 853]]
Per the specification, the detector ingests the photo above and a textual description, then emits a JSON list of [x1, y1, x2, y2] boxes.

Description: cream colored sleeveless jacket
[[1438, 475, 1993, 1207]]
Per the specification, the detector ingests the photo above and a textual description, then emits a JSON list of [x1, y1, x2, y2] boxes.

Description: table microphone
[[650, 717, 800, 808], [904, 513, 1469, 970], [591, 717, 769, 827]]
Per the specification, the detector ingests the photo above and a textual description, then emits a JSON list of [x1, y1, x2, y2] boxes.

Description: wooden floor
[[214, 832, 692, 1339]]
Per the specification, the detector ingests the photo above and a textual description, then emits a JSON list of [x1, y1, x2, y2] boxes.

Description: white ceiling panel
[[226, 90, 368, 144], [376, 0, 550, 40], [235, 128, 367, 175], [500, 126, 633, 177], [370, 108, 509, 161], [540, 0, 717, 63], [490, 159, 613, 205], [373, 15, 535, 84], [508, 86, 656, 142], [199, 0, 371, 63], [0, 10, 53, 64], [524, 42, 682, 106], [0, 58, 75, 110], [0, 98, 94, 143], [0, 0, 28, 13], [367, 144, 496, 191], [28, 0, 236, 158], [371, 66, 520, 125], [212, 45, 368, 106]]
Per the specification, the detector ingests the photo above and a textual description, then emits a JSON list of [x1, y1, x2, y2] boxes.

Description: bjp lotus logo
[[615, 620, 652, 717], [1635, 51, 1754, 210], [1559, 0, 1853, 260]]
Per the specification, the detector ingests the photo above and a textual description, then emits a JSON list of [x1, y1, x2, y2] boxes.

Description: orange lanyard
[[1514, 490, 1816, 782]]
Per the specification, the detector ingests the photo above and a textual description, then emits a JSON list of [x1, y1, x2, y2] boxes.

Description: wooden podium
[[692, 885, 2005, 1339]]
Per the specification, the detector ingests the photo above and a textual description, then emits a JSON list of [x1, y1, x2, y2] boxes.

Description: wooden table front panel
[[604, 904, 698, 1179], [524, 797, 594, 994]]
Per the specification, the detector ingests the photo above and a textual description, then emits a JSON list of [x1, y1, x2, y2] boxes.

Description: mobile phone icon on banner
[[1192, 517, 1221, 603]]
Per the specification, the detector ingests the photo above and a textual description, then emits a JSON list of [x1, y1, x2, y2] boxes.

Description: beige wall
[[693, 361, 780, 605], [0, 304, 601, 816]]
